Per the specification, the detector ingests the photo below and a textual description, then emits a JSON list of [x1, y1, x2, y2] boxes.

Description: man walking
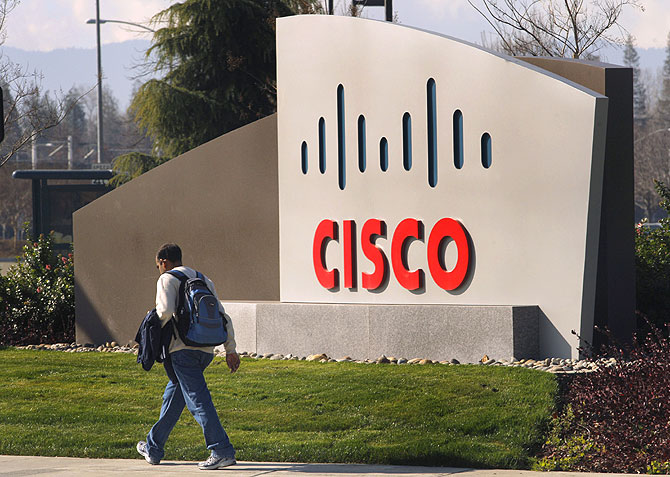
[[137, 243, 240, 470]]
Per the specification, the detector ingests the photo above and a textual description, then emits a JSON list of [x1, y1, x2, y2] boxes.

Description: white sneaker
[[198, 454, 236, 470], [136, 441, 160, 465]]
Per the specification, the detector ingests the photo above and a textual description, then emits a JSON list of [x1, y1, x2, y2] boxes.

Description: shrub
[[535, 326, 670, 473], [635, 180, 670, 331], [0, 231, 74, 345]]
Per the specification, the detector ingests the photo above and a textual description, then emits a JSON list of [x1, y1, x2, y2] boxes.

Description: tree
[[45, 87, 88, 158], [0, 0, 90, 168], [110, 152, 168, 187], [625, 36, 659, 220], [634, 129, 670, 221], [0, 164, 29, 248], [468, 0, 642, 59], [131, 0, 319, 159], [633, 32, 670, 221], [623, 35, 647, 121], [635, 180, 670, 329], [657, 32, 670, 124]]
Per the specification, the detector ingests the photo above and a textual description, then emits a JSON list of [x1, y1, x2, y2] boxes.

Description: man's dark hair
[[157, 243, 182, 263]]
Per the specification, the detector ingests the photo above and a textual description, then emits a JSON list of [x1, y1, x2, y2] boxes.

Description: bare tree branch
[[0, 83, 96, 168], [0, 0, 93, 169], [468, 0, 642, 59]]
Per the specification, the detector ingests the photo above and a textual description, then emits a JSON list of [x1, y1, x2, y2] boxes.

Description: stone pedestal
[[222, 302, 539, 363]]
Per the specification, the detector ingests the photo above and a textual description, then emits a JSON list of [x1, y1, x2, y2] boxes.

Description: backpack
[[166, 269, 228, 347]]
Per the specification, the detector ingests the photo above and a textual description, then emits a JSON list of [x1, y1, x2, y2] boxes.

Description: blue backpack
[[166, 270, 228, 347]]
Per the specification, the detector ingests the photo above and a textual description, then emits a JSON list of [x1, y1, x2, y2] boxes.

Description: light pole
[[352, 0, 393, 22], [94, 0, 102, 164], [86, 10, 154, 165], [85, 18, 155, 32]]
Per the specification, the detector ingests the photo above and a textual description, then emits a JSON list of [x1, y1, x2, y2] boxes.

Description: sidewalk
[[0, 456, 641, 477]]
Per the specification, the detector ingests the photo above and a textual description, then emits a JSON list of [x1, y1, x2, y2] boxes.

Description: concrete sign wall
[[277, 16, 608, 358], [74, 15, 632, 361], [74, 116, 279, 346]]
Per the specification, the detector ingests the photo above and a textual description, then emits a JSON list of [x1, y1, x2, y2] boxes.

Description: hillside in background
[[0, 39, 663, 113], [0, 39, 152, 111], [595, 43, 665, 71]]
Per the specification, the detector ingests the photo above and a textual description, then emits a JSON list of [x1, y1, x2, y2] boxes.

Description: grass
[[0, 349, 557, 468]]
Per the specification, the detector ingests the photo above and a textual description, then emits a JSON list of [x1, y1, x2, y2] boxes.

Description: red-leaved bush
[[538, 325, 670, 473]]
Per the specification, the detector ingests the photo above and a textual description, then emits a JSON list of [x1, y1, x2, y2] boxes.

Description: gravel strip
[[13, 343, 615, 374]]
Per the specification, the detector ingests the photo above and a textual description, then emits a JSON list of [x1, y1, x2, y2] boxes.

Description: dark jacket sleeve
[[136, 309, 167, 371]]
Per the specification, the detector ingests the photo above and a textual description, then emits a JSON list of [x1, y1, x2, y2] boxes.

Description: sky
[[4, 0, 167, 51], [1, 0, 669, 110], [3, 0, 670, 52]]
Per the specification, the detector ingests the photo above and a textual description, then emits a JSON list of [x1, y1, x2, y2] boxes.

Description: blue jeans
[[145, 349, 235, 461]]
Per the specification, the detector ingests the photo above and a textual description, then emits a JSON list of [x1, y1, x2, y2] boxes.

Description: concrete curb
[[0, 456, 642, 476]]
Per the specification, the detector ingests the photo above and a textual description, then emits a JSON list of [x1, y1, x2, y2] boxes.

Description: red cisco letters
[[313, 218, 470, 291]]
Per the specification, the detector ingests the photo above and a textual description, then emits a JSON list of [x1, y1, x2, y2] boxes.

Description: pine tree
[[623, 35, 648, 121], [131, 0, 319, 159], [658, 32, 670, 124]]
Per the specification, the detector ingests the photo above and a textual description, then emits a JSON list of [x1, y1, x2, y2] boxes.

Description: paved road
[[0, 456, 641, 477]]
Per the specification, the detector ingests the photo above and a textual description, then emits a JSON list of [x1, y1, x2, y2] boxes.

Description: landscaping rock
[[11, 342, 616, 376]]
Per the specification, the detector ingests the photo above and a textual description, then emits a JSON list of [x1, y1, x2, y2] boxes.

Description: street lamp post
[[94, 0, 103, 165], [85, 18, 155, 32], [352, 0, 393, 22], [86, 11, 154, 165]]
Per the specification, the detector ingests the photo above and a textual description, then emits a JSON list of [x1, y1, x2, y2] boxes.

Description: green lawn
[[0, 349, 557, 468]]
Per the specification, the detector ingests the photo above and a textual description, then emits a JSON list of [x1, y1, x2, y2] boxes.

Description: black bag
[[135, 308, 172, 371]]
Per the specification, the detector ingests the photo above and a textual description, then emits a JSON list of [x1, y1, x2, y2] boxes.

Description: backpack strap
[[165, 270, 188, 339], [165, 270, 188, 311], [166, 269, 187, 280]]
